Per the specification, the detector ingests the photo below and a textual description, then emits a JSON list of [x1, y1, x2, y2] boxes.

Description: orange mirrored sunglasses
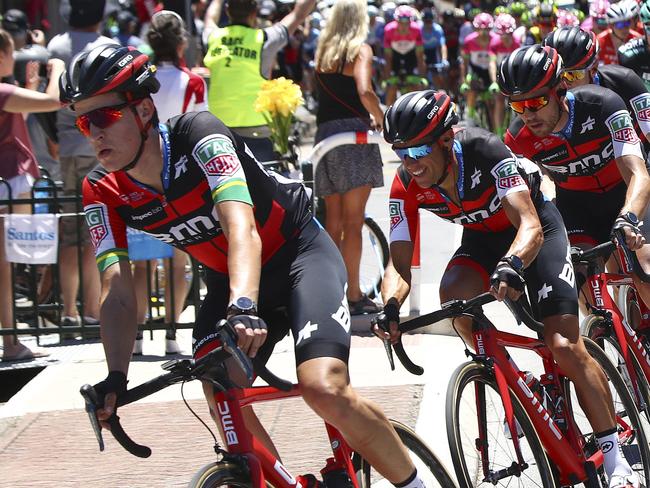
[[508, 94, 551, 114]]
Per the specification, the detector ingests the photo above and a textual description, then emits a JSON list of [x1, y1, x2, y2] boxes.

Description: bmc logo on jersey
[[631, 93, 650, 122], [192, 134, 241, 177], [85, 205, 108, 248], [490, 158, 523, 190], [606, 111, 640, 144]]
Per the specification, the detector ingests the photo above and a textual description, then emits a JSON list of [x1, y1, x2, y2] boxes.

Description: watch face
[[626, 212, 640, 225], [235, 297, 254, 310], [509, 255, 524, 271]]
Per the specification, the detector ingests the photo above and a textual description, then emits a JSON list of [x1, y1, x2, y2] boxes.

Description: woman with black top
[[314, 0, 384, 315]]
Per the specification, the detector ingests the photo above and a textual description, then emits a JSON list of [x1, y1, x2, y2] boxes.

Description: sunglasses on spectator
[[614, 20, 632, 29], [561, 68, 589, 82], [393, 143, 433, 161], [75, 99, 143, 137], [508, 93, 551, 114]]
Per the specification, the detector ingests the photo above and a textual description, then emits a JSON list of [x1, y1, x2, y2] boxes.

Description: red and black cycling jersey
[[389, 127, 541, 242], [594, 64, 650, 150], [618, 36, 650, 91], [505, 85, 644, 193], [82, 111, 312, 274]]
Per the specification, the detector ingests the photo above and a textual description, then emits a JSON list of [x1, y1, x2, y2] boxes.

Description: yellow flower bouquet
[[254, 77, 304, 156]]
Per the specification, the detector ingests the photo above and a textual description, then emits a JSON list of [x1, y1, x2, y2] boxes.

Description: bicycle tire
[[446, 361, 556, 488], [355, 419, 457, 488], [360, 217, 389, 299], [565, 337, 650, 486], [582, 315, 650, 440], [188, 460, 251, 488]]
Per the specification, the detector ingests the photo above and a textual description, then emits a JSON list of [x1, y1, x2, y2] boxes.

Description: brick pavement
[[1, 384, 423, 488]]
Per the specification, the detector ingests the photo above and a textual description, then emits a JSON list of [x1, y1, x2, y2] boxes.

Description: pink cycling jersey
[[383, 20, 423, 55], [489, 35, 520, 65], [463, 31, 497, 70]]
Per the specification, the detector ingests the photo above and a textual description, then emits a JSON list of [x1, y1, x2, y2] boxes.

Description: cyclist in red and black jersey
[[371, 90, 636, 487], [61, 44, 427, 488], [543, 26, 650, 152], [500, 45, 650, 318]]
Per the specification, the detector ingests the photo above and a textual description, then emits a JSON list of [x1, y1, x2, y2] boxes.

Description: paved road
[[0, 130, 544, 487]]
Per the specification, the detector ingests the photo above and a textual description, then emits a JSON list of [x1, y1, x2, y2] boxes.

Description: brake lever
[[80, 384, 105, 452], [371, 316, 395, 371], [217, 320, 254, 383]]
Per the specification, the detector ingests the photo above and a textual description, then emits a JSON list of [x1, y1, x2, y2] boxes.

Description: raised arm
[[280, 0, 317, 36]]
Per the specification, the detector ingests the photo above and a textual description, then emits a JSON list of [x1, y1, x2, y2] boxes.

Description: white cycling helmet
[[606, 1, 635, 24]]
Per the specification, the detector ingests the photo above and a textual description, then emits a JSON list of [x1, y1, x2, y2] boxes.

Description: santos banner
[[4, 214, 59, 264]]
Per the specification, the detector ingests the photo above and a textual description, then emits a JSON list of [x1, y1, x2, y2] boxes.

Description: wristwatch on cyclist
[[502, 255, 524, 274], [226, 297, 258, 318], [619, 211, 640, 226]]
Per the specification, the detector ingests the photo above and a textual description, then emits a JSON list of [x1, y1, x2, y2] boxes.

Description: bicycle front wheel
[[446, 361, 555, 488], [359, 217, 389, 299], [188, 460, 251, 488], [355, 419, 456, 488]]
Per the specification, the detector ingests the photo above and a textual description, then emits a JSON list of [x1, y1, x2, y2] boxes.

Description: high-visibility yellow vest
[[204, 25, 266, 127]]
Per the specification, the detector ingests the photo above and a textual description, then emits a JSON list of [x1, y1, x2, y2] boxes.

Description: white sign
[[4, 214, 59, 264]]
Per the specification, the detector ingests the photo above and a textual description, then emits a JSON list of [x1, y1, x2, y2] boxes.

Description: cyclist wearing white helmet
[[583, 0, 611, 35], [598, 0, 642, 65]]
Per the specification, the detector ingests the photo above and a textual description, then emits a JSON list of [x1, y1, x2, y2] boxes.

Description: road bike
[[381, 292, 650, 486], [574, 229, 650, 429], [80, 320, 456, 487]]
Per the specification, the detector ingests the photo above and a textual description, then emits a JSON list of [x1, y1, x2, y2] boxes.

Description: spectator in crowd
[[314, 0, 384, 315], [113, 10, 145, 48], [0, 27, 65, 361], [203, 0, 316, 162], [47, 0, 114, 339], [131, 9, 208, 355]]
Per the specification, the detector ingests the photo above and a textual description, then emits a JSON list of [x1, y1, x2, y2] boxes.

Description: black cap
[[60, 0, 106, 29], [2, 9, 29, 33]]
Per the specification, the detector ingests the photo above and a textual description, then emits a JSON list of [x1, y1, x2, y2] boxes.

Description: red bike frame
[[212, 383, 361, 488], [470, 315, 623, 485], [582, 246, 650, 408]]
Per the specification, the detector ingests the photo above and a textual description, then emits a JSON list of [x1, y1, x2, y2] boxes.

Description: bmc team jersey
[[505, 85, 644, 193], [593, 64, 650, 149], [383, 20, 423, 72], [618, 36, 650, 91], [389, 127, 541, 239], [151, 62, 207, 122], [82, 111, 312, 274], [598, 28, 641, 65]]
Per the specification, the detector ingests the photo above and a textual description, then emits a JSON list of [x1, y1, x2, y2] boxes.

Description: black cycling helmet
[[497, 44, 563, 96], [60, 44, 159, 105], [542, 26, 599, 70], [383, 90, 459, 145]]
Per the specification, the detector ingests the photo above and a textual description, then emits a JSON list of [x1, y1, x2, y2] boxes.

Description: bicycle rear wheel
[[360, 217, 389, 299], [446, 361, 556, 487], [354, 419, 456, 488], [188, 460, 251, 488], [582, 314, 650, 429], [562, 337, 650, 487]]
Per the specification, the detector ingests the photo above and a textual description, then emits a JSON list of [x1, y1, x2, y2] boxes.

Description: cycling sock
[[596, 428, 633, 480], [394, 468, 425, 488]]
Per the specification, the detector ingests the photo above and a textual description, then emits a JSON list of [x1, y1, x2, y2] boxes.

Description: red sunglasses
[[75, 99, 143, 137], [508, 93, 551, 114]]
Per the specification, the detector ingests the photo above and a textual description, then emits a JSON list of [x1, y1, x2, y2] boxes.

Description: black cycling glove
[[227, 314, 268, 332], [612, 216, 642, 237], [372, 303, 400, 333], [93, 371, 128, 406], [490, 260, 526, 292]]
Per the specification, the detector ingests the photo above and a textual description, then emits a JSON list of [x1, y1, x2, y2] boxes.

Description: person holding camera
[[0, 27, 65, 361]]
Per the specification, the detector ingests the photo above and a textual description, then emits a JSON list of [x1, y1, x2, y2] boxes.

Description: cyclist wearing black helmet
[[544, 26, 650, 150], [62, 44, 428, 488], [501, 45, 650, 341], [374, 89, 639, 488]]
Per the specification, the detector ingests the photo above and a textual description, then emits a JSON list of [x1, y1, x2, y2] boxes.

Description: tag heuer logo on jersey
[[389, 200, 404, 231], [491, 159, 523, 190], [631, 93, 650, 122], [85, 205, 108, 247], [192, 134, 241, 176], [606, 111, 640, 144]]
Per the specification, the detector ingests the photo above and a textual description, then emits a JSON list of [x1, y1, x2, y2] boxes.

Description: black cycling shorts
[[446, 197, 578, 319], [391, 50, 418, 75], [556, 182, 650, 247], [192, 220, 351, 366]]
